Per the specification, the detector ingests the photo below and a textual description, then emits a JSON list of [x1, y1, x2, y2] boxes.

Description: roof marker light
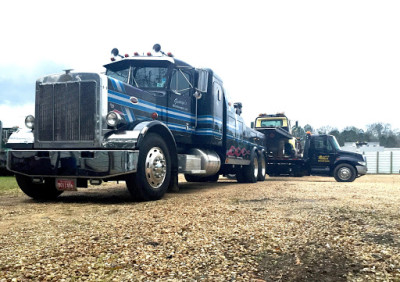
[[167, 52, 173, 57], [110, 57, 116, 61], [134, 52, 139, 56], [147, 52, 152, 56], [124, 53, 129, 58]]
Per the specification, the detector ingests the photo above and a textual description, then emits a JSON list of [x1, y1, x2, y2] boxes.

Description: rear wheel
[[257, 153, 266, 181], [334, 164, 356, 182], [15, 174, 63, 201], [126, 133, 171, 201], [237, 154, 259, 183]]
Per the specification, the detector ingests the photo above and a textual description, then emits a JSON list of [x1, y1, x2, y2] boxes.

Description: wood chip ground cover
[[0, 175, 399, 281]]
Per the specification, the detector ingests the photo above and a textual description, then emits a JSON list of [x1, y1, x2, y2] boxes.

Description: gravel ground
[[0, 175, 399, 281]]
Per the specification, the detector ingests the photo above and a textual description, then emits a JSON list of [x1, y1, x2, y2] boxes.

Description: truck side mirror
[[196, 69, 209, 93], [251, 122, 254, 129], [234, 102, 242, 116]]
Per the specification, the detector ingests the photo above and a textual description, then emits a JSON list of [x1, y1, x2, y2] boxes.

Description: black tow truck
[[254, 114, 367, 182]]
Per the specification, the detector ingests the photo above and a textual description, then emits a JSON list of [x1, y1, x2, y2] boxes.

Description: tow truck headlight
[[25, 115, 35, 129], [106, 111, 123, 127], [358, 161, 366, 166]]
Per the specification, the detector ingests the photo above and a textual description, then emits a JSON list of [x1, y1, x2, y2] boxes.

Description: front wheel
[[126, 133, 171, 201], [333, 164, 356, 182], [15, 174, 63, 201]]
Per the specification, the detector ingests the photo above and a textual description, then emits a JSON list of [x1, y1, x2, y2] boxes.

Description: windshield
[[133, 67, 168, 88], [330, 136, 341, 150], [260, 119, 283, 127], [105, 61, 170, 89], [107, 68, 129, 83]]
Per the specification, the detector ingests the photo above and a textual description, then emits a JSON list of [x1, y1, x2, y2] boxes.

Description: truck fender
[[5, 128, 34, 149], [333, 159, 358, 171]]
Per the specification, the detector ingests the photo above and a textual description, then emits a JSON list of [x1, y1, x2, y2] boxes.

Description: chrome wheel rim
[[260, 157, 266, 176], [338, 167, 351, 181], [145, 147, 167, 189], [253, 157, 259, 178]]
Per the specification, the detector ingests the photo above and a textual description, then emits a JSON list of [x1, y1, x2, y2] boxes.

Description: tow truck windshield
[[260, 119, 283, 127], [330, 136, 341, 151], [106, 61, 170, 89]]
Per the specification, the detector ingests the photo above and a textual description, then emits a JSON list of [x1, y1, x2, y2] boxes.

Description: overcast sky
[[1, 0, 399, 132]]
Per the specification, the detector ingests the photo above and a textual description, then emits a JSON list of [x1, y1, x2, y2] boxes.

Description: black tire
[[236, 154, 259, 183], [334, 163, 356, 182], [257, 153, 266, 181], [15, 174, 63, 201], [184, 174, 219, 182], [126, 133, 171, 201]]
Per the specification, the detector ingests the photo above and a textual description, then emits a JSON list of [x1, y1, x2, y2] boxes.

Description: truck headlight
[[25, 115, 35, 129], [358, 161, 366, 166], [106, 111, 123, 127]]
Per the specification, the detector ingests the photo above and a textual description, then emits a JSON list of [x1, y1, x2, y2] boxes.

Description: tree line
[[292, 123, 400, 148]]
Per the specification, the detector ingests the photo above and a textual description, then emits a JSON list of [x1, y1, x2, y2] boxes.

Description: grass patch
[[0, 176, 19, 194]]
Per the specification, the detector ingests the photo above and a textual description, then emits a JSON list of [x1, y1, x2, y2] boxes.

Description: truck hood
[[337, 149, 364, 162]]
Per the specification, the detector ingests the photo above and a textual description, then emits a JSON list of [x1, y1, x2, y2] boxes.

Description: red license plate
[[56, 179, 77, 191]]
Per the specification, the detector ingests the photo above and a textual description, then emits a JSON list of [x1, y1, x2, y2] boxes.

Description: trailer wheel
[[15, 174, 62, 201], [257, 154, 266, 181], [126, 133, 171, 201], [334, 164, 356, 182], [237, 154, 259, 183]]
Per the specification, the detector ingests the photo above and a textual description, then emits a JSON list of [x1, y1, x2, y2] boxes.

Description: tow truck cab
[[303, 133, 367, 182]]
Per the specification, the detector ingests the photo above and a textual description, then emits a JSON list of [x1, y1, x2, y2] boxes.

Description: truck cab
[[303, 133, 367, 182], [254, 113, 299, 158]]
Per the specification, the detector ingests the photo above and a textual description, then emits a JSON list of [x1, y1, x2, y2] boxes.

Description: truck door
[[309, 136, 336, 175], [168, 68, 194, 142]]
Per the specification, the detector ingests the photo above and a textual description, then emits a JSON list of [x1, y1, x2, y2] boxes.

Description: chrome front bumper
[[356, 165, 368, 176], [7, 150, 138, 178]]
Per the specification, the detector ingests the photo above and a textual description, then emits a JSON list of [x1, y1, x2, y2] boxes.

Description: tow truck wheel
[[333, 164, 356, 182], [15, 174, 63, 201], [257, 154, 266, 181], [237, 154, 259, 183], [126, 133, 171, 201]]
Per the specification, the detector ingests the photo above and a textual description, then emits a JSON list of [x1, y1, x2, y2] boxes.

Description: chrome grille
[[37, 81, 97, 142]]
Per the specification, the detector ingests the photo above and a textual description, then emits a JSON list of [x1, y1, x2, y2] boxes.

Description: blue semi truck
[[7, 44, 267, 201]]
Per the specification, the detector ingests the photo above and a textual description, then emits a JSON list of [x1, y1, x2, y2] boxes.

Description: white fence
[[363, 151, 400, 174]]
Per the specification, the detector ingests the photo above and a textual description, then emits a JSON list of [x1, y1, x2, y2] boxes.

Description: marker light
[[106, 111, 123, 127], [151, 112, 158, 120], [167, 52, 173, 57], [147, 52, 152, 56], [110, 57, 116, 61], [124, 54, 129, 58], [134, 52, 139, 56], [25, 115, 35, 129]]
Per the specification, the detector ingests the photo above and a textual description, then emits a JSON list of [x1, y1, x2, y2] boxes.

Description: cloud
[[0, 61, 66, 127], [0, 103, 34, 128], [0, 61, 66, 105]]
